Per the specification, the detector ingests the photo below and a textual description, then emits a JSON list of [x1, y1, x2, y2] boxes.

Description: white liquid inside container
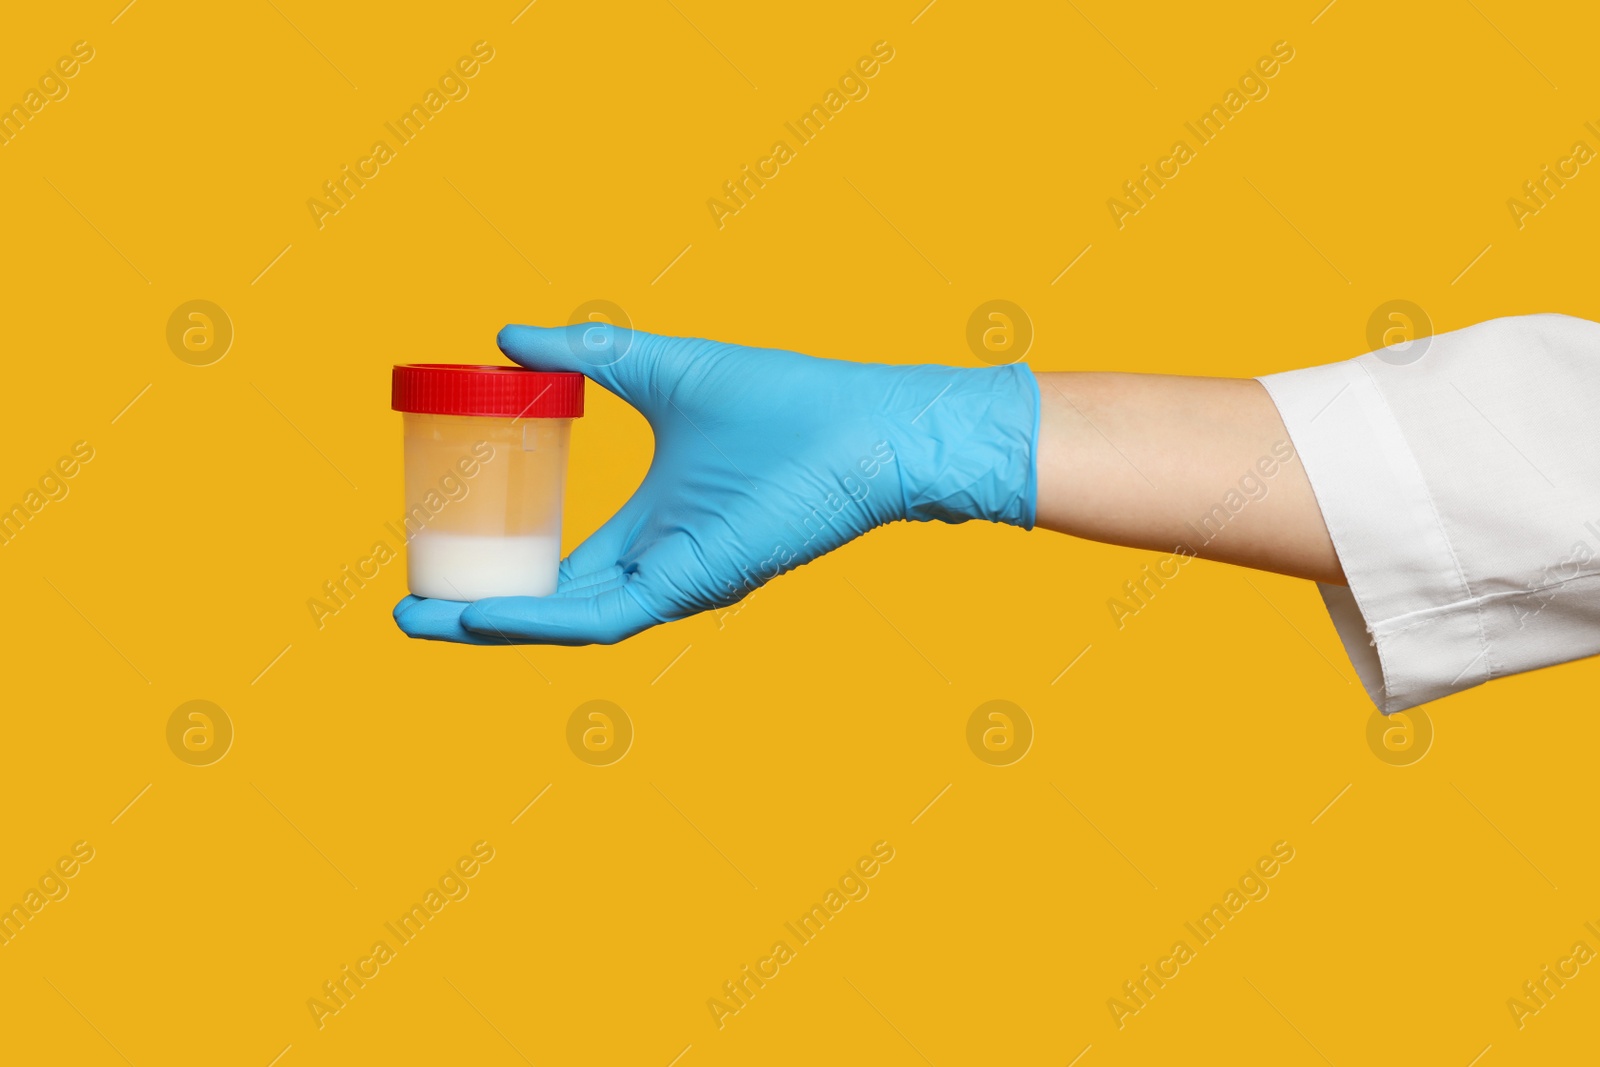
[[399, 412, 572, 601], [407, 531, 562, 601]]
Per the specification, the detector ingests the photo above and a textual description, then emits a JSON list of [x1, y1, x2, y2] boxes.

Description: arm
[[396, 316, 1600, 717], [1035, 372, 1344, 585], [394, 328, 1343, 646]]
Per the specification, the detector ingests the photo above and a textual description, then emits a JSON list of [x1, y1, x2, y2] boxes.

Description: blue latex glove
[[393, 324, 1039, 645]]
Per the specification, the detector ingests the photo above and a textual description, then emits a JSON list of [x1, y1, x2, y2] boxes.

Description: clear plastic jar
[[391, 364, 585, 601]]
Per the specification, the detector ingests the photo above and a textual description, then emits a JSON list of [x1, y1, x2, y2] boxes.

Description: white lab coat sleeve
[[1257, 313, 1600, 713]]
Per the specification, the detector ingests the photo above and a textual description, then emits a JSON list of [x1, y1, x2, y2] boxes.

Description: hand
[[393, 324, 1039, 645]]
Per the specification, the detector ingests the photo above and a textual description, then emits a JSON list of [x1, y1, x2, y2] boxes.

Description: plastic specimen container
[[391, 363, 584, 601]]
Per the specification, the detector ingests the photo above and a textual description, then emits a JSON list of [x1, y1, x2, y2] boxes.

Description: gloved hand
[[393, 324, 1039, 645]]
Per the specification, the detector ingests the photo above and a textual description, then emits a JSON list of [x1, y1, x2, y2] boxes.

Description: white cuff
[[1258, 314, 1600, 713]]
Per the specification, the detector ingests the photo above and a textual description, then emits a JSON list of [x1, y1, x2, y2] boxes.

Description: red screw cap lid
[[392, 364, 584, 418]]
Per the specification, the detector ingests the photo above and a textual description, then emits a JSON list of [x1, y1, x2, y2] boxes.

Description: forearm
[[1033, 372, 1346, 585]]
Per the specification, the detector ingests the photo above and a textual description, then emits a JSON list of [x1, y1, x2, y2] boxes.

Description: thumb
[[498, 323, 653, 404]]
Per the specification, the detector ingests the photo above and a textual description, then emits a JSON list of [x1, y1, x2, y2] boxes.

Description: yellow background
[[2, 1, 1596, 1063]]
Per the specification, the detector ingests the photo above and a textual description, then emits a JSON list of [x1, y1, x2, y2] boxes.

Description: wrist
[[884, 363, 1040, 528]]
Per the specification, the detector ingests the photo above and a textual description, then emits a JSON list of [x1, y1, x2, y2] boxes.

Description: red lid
[[392, 364, 584, 418]]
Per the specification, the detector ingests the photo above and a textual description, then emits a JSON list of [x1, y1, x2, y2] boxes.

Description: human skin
[[1033, 373, 1346, 585]]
